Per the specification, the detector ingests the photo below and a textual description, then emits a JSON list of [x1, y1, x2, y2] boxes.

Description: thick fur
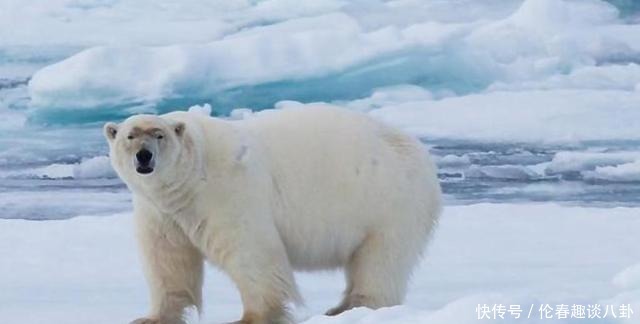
[[105, 106, 442, 324]]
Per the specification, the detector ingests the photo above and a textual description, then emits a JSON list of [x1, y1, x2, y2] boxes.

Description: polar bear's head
[[103, 115, 185, 182]]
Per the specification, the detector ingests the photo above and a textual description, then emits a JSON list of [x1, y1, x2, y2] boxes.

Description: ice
[[9, 0, 640, 194], [72, 156, 116, 179], [369, 90, 640, 143], [187, 103, 212, 116], [33, 163, 74, 179], [1, 1, 230, 47], [25, 0, 640, 123], [0, 0, 520, 47], [435, 154, 472, 168], [229, 108, 254, 120], [344, 85, 434, 112], [489, 64, 640, 92], [28, 12, 468, 115], [3, 0, 640, 141], [0, 155, 115, 180], [3, 203, 640, 323], [544, 151, 640, 182], [606, 0, 640, 18], [583, 161, 640, 182], [0, 108, 27, 130], [465, 165, 541, 181], [546, 151, 640, 175]]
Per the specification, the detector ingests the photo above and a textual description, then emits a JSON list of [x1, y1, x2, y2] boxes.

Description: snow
[[2, 203, 640, 323]]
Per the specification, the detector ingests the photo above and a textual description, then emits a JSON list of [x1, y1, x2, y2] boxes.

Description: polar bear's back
[[239, 106, 441, 270]]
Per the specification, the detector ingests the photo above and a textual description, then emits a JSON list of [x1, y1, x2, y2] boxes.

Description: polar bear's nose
[[136, 149, 153, 165]]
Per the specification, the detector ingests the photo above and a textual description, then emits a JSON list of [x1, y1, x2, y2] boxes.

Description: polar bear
[[104, 105, 441, 324]]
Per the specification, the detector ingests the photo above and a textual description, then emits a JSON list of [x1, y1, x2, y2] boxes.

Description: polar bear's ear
[[174, 122, 185, 137], [104, 122, 118, 141]]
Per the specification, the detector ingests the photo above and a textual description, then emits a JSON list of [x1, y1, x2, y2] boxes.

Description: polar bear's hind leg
[[326, 231, 421, 316]]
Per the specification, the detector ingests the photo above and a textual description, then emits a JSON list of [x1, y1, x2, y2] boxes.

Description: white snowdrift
[[2, 203, 640, 323]]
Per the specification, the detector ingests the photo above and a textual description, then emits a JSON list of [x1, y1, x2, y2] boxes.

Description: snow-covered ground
[[2, 203, 640, 324]]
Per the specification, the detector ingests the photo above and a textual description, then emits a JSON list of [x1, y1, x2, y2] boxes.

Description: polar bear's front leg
[[132, 210, 204, 324], [222, 246, 299, 324], [204, 221, 300, 324]]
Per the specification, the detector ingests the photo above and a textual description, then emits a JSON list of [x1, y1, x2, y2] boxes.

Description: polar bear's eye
[[156, 134, 164, 140], [127, 135, 134, 140]]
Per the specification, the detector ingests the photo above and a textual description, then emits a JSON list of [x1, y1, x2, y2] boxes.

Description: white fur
[[105, 105, 441, 324]]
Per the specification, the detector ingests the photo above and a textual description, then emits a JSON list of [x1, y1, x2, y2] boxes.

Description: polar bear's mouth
[[136, 165, 154, 174]]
